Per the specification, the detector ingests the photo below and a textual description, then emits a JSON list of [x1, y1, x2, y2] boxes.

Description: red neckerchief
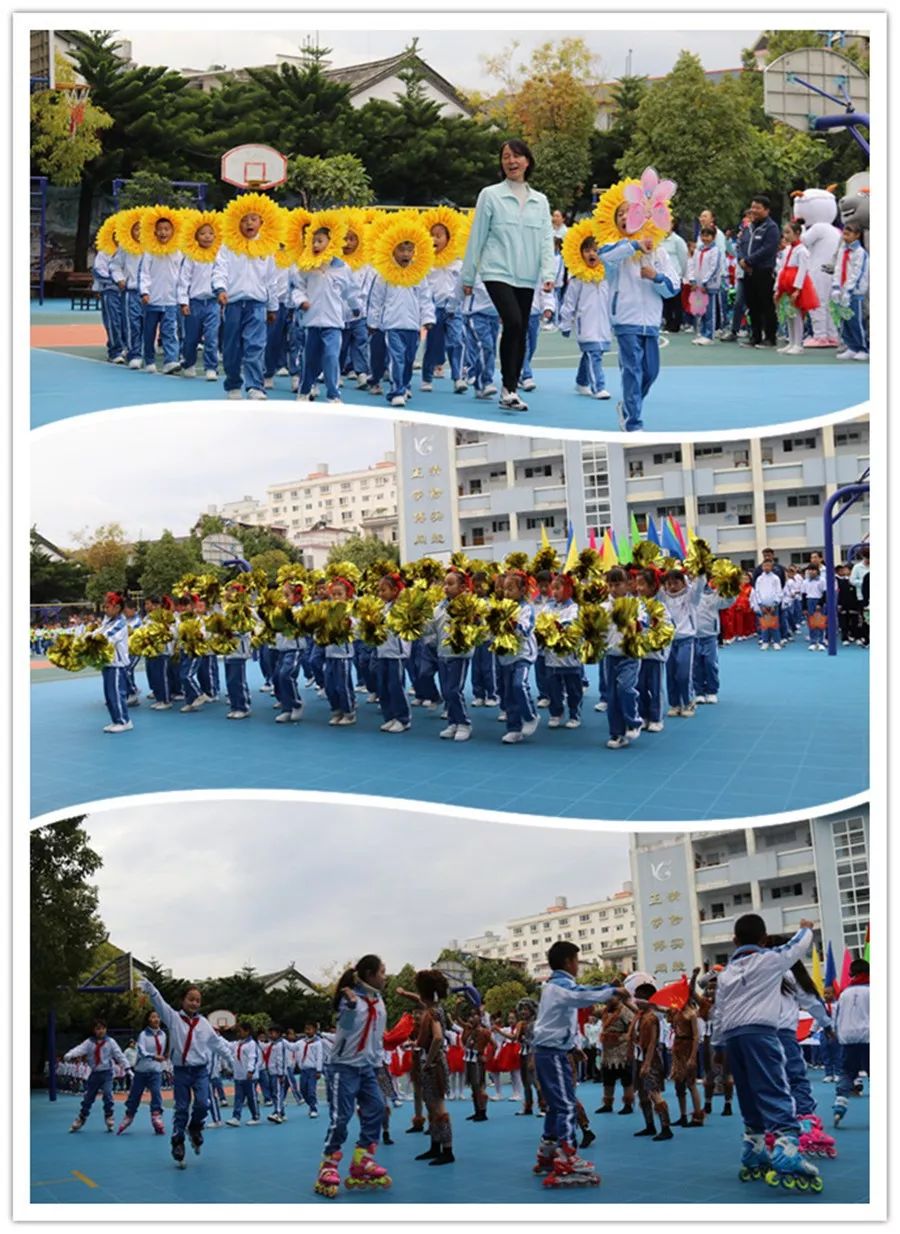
[[302, 1040, 310, 1062], [263, 1043, 274, 1066], [180, 1013, 199, 1064], [356, 996, 380, 1053], [849, 974, 870, 986], [153, 1032, 162, 1058], [841, 246, 851, 287], [237, 1040, 245, 1061], [94, 1040, 103, 1067]]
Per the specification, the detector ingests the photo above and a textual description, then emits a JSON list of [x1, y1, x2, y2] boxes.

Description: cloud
[[76, 800, 631, 980]]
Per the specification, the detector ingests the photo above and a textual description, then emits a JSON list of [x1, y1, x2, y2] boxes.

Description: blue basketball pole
[[823, 481, 869, 655], [47, 1007, 57, 1102]]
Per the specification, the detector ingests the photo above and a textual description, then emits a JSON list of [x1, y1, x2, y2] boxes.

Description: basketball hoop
[[221, 144, 288, 192], [57, 81, 91, 137]]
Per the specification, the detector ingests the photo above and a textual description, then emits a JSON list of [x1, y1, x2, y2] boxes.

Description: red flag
[[796, 1012, 814, 1042], [839, 947, 854, 994], [588, 527, 597, 550], [670, 516, 688, 557], [649, 975, 690, 1010]]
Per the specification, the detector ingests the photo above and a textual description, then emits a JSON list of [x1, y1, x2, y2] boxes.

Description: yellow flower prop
[[420, 205, 465, 267], [281, 208, 314, 264], [220, 192, 283, 258], [562, 218, 607, 283], [338, 208, 370, 270], [141, 204, 183, 256], [178, 209, 223, 263], [593, 179, 668, 250], [95, 215, 120, 256], [301, 209, 349, 269], [116, 207, 144, 256], [370, 214, 434, 287]]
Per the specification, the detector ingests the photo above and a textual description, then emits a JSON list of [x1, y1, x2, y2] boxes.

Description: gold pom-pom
[[442, 592, 489, 655], [535, 611, 582, 657], [324, 560, 363, 588], [95, 215, 120, 256], [370, 213, 434, 287], [220, 193, 283, 258], [386, 586, 435, 642], [611, 596, 645, 659], [642, 598, 675, 654], [140, 204, 183, 256], [177, 617, 208, 657], [503, 551, 530, 573], [486, 597, 523, 656], [530, 545, 561, 576], [683, 537, 716, 578], [406, 557, 446, 587], [203, 612, 238, 656], [562, 218, 607, 283], [420, 205, 466, 267], [47, 632, 87, 672], [223, 588, 256, 634], [578, 603, 611, 663], [354, 593, 388, 645], [632, 541, 663, 568], [116, 208, 145, 256], [710, 558, 742, 600]]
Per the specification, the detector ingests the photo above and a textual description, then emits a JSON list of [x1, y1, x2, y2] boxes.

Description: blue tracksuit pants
[[145, 654, 171, 704], [465, 312, 500, 392], [124, 1069, 163, 1117], [301, 325, 342, 399], [776, 1028, 816, 1117], [78, 1069, 115, 1121], [375, 658, 410, 724], [222, 298, 267, 394], [839, 294, 867, 354], [547, 666, 584, 721], [172, 1063, 210, 1138], [693, 634, 719, 697], [606, 655, 640, 738], [274, 649, 303, 713], [324, 657, 355, 714], [500, 660, 536, 733], [638, 657, 664, 724], [666, 637, 695, 708], [534, 1047, 579, 1147], [182, 296, 220, 371], [724, 1029, 799, 1136], [100, 288, 125, 358], [264, 302, 288, 377], [368, 329, 387, 386], [385, 327, 419, 401], [300, 1068, 319, 1112], [615, 328, 661, 431], [575, 341, 608, 393], [225, 659, 251, 712], [342, 316, 370, 377], [413, 640, 442, 703], [471, 643, 498, 701], [102, 665, 130, 725], [142, 303, 179, 366], [438, 657, 471, 727], [287, 312, 306, 378], [323, 1063, 384, 1155], [124, 289, 144, 361], [232, 1078, 259, 1121], [422, 306, 464, 382], [520, 311, 542, 382], [836, 1042, 869, 1098]]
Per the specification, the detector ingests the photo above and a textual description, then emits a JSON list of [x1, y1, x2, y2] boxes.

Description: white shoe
[[522, 716, 540, 737], [276, 366, 289, 377], [667, 706, 682, 717], [383, 719, 409, 733], [575, 383, 592, 396], [259, 684, 273, 693], [615, 401, 627, 431], [695, 695, 708, 704], [309, 1110, 319, 1119], [835, 349, 856, 361], [326, 396, 342, 404], [625, 726, 641, 740], [391, 395, 406, 407], [328, 712, 343, 725], [127, 358, 143, 369], [705, 694, 718, 704], [420, 382, 433, 392], [606, 736, 628, 749], [227, 389, 243, 400], [454, 379, 468, 393], [760, 643, 770, 651], [695, 336, 714, 346], [500, 389, 528, 412], [179, 701, 201, 713], [337, 713, 357, 725], [229, 710, 250, 719], [439, 725, 458, 739], [484, 697, 500, 708], [181, 365, 196, 378], [150, 701, 172, 710], [126, 694, 140, 706], [471, 698, 485, 708], [594, 701, 608, 712], [454, 726, 472, 741], [496, 711, 507, 722], [852, 351, 869, 362], [564, 718, 582, 729], [501, 731, 524, 744], [247, 388, 267, 400], [205, 369, 218, 381], [646, 721, 664, 733], [105, 721, 134, 733], [291, 707, 304, 721], [537, 697, 551, 709], [680, 706, 696, 717], [421, 699, 437, 710], [483, 384, 498, 397], [225, 1118, 241, 1127], [520, 378, 536, 392], [548, 716, 561, 729], [264, 377, 274, 389], [143, 363, 158, 373], [782, 345, 804, 356], [289, 376, 300, 392], [594, 389, 611, 399], [772, 642, 782, 651], [162, 361, 182, 374], [316, 687, 327, 699], [275, 711, 293, 723], [808, 643, 817, 652], [246, 1118, 261, 1126]]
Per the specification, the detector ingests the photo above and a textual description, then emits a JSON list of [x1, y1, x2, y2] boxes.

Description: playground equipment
[[220, 143, 288, 192], [764, 46, 869, 157], [30, 176, 48, 303], [823, 469, 869, 656], [47, 952, 140, 1101]]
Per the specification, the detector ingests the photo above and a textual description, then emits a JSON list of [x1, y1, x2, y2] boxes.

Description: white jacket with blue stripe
[[599, 239, 679, 333], [533, 970, 618, 1051]]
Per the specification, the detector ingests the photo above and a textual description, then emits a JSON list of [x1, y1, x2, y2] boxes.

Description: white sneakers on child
[[103, 721, 133, 733]]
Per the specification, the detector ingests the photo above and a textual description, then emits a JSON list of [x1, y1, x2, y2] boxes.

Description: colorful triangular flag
[[863, 924, 870, 964], [661, 519, 682, 557], [810, 944, 824, 996], [647, 515, 661, 547], [588, 527, 597, 550], [540, 523, 551, 551], [563, 521, 578, 573], [630, 513, 642, 546], [824, 942, 837, 993], [669, 516, 688, 557], [603, 529, 619, 566], [839, 947, 854, 993]]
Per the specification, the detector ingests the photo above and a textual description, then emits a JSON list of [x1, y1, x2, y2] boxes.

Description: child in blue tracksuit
[[212, 211, 278, 400], [92, 241, 125, 362], [532, 940, 622, 1181], [603, 567, 646, 748], [65, 1020, 130, 1132], [520, 277, 556, 391], [224, 627, 252, 719], [110, 219, 144, 367], [693, 577, 735, 703], [123, 597, 142, 705], [470, 571, 500, 706], [421, 227, 466, 393], [324, 576, 358, 725], [692, 226, 723, 342], [426, 566, 475, 742], [598, 219, 679, 431], [543, 574, 584, 727], [118, 1012, 168, 1135], [274, 582, 305, 723], [832, 959, 870, 1127], [342, 264, 374, 389], [532, 572, 553, 707], [299, 1026, 325, 1117], [831, 223, 869, 360], [634, 567, 672, 730], [803, 566, 828, 649], [463, 279, 501, 398], [661, 570, 704, 716], [559, 238, 613, 399], [98, 592, 133, 733], [294, 231, 362, 403], [710, 916, 820, 1188], [226, 1023, 261, 1125], [498, 570, 538, 744], [177, 219, 220, 379], [375, 574, 411, 732], [264, 258, 291, 386], [367, 246, 436, 406], [139, 214, 183, 373]]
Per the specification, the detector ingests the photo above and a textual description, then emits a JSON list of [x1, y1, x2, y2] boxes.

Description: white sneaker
[[594, 701, 608, 712], [625, 727, 641, 740], [522, 716, 540, 737], [646, 721, 664, 733], [537, 698, 551, 709], [227, 389, 243, 400], [439, 725, 458, 739], [337, 713, 357, 725], [454, 726, 472, 741], [680, 705, 696, 717], [127, 358, 143, 369], [150, 701, 172, 710], [575, 384, 592, 396], [205, 369, 218, 381], [264, 377, 274, 389], [420, 382, 433, 392], [606, 736, 628, 749], [275, 712, 293, 723], [520, 378, 536, 392], [782, 345, 804, 356], [835, 349, 856, 361], [162, 361, 182, 374], [594, 389, 611, 399], [483, 384, 498, 397], [290, 707, 304, 721], [143, 363, 158, 373], [384, 719, 409, 733], [276, 366, 289, 377], [772, 642, 782, 651], [761, 643, 770, 651], [328, 712, 343, 726], [181, 365, 196, 378], [316, 687, 327, 699], [454, 379, 468, 394], [105, 721, 134, 733], [667, 706, 682, 717], [391, 395, 406, 407], [225, 1118, 241, 1127], [501, 731, 524, 744], [484, 697, 500, 708], [246, 1118, 261, 1126], [705, 694, 718, 704], [309, 1110, 319, 1119], [500, 389, 528, 412], [421, 699, 437, 710], [229, 710, 250, 719], [471, 698, 485, 708], [851, 351, 869, 362], [496, 711, 507, 722], [247, 388, 267, 400], [547, 716, 561, 729], [564, 718, 582, 729], [695, 336, 714, 346]]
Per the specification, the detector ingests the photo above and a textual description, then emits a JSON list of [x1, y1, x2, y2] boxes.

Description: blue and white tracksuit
[[422, 261, 464, 383], [224, 632, 252, 712], [471, 635, 499, 702], [65, 1036, 129, 1123], [124, 1026, 167, 1118], [462, 280, 501, 394], [265, 1037, 290, 1117], [497, 601, 538, 734], [140, 978, 234, 1139], [599, 239, 678, 430], [604, 599, 645, 737], [531, 592, 552, 702], [543, 599, 584, 721], [211, 246, 278, 394], [323, 982, 388, 1155], [710, 927, 814, 1137], [803, 576, 827, 645], [376, 605, 411, 725], [342, 264, 375, 379], [230, 1037, 260, 1122], [661, 579, 704, 708], [299, 1035, 325, 1112], [831, 240, 869, 355], [294, 259, 362, 399], [110, 248, 144, 361], [427, 598, 473, 729], [777, 976, 830, 1118], [324, 618, 357, 717], [638, 599, 672, 725], [833, 982, 869, 1110], [177, 255, 220, 372], [264, 265, 290, 378], [274, 617, 305, 715], [286, 266, 307, 380], [367, 277, 436, 401], [751, 573, 784, 644], [533, 971, 617, 1147], [559, 276, 612, 394], [124, 612, 142, 698], [521, 280, 556, 383], [92, 250, 125, 359], [693, 586, 734, 697], [99, 614, 131, 725], [694, 242, 723, 338], [138, 251, 182, 366]]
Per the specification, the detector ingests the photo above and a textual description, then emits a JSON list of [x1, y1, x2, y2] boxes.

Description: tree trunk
[[74, 175, 96, 271]]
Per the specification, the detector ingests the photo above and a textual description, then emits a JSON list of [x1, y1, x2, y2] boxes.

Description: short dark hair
[[606, 567, 628, 584], [843, 220, 863, 236], [499, 138, 535, 181], [92, 1019, 107, 1030], [849, 958, 869, 977], [547, 940, 580, 969], [734, 913, 767, 946], [580, 235, 597, 254], [634, 983, 657, 1000], [752, 194, 771, 212], [699, 226, 716, 239], [238, 1020, 253, 1031]]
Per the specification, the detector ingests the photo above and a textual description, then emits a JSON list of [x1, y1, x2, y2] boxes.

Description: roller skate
[[151, 1112, 165, 1136], [533, 1137, 558, 1175], [68, 1116, 84, 1133], [833, 1095, 848, 1128], [542, 1141, 600, 1189], [799, 1114, 837, 1159], [345, 1144, 391, 1190], [171, 1134, 186, 1168], [764, 1133, 823, 1193], [188, 1126, 204, 1155], [105, 1115, 115, 1133], [116, 1113, 134, 1135], [739, 1132, 770, 1181], [314, 1153, 342, 1198]]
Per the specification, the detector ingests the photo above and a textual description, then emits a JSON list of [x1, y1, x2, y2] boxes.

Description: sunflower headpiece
[[140, 204, 183, 256], [301, 209, 349, 269], [220, 192, 283, 258], [562, 218, 607, 283], [338, 208, 370, 270], [420, 205, 465, 267], [116, 207, 145, 256], [178, 209, 223, 263], [370, 213, 434, 287], [281, 207, 314, 266], [593, 178, 669, 250], [95, 215, 120, 256]]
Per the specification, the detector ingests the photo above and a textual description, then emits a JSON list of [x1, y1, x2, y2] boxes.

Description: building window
[[656, 503, 686, 518], [524, 464, 553, 479], [526, 516, 557, 530], [787, 494, 821, 509], [578, 929, 589, 939], [783, 437, 817, 452], [693, 445, 724, 458], [341, 482, 351, 491], [530, 924, 538, 933], [628, 460, 645, 478], [321, 485, 330, 494], [491, 519, 510, 533], [735, 502, 754, 526], [711, 903, 725, 919], [582, 944, 593, 953], [512, 927, 522, 936], [652, 450, 682, 465], [698, 500, 726, 516], [543, 921, 552, 930], [834, 430, 863, 446]]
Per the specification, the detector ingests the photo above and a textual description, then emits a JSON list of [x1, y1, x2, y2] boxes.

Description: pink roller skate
[[314, 1152, 342, 1198], [151, 1112, 165, 1136], [533, 1137, 558, 1175], [345, 1144, 391, 1191], [116, 1113, 134, 1135], [542, 1141, 600, 1189], [799, 1115, 837, 1159]]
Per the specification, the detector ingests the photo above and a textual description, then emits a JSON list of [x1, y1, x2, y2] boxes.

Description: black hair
[[634, 983, 657, 1000], [843, 220, 862, 235], [849, 958, 869, 977], [639, 568, 660, 590], [665, 569, 686, 584], [580, 234, 598, 254], [238, 1020, 253, 1032], [699, 226, 716, 238], [547, 939, 579, 970], [415, 969, 449, 1002], [499, 138, 535, 181], [92, 1018, 107, 1030], [606, 567, 628, 584], [752, 194, 771, 211], [268, 1023, 282, 1034], [769, 934, 820, 998], [535, 569, 553, 584], [734, 913, 767, 946], [313, 226, 330, 238], [333, 954, 383, 1010]]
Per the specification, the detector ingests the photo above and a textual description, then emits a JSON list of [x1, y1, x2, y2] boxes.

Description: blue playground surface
[[30, 303, 868, 433], [31, 638, 868, 822], [29, 1076, 869, 1206]]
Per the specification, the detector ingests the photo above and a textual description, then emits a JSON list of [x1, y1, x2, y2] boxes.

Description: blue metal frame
[[785, 71, 870, 156], [31, 176, 49, 304], [823, 480, 869, 655], [111, 179, 209, 210]]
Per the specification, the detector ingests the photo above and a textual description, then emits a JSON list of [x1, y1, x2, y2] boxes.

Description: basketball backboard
[[764, 47, 868, 133], [220, 143, 288, 191], [201, 532, 244, 566], [207, 1009, 237, 1029]]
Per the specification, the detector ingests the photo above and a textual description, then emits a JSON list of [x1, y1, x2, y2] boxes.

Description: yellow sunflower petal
[[593, 180, 668, 249], [370, 215, 435, 287], [562, 218, 607, 283], [220, 193, 284, 259], [420, 205, 466, 267], [116, 207, 145, 256], [95, 214, 120, 256], [301, 208, 350, 269], [140, 204, 183, 257], [177, 209, 223, 263]]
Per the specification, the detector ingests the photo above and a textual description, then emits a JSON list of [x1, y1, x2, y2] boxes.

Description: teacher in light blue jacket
[[461, 139, 555, 413]]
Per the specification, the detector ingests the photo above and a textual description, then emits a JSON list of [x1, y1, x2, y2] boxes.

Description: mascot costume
[[791, 187, 841, 347]]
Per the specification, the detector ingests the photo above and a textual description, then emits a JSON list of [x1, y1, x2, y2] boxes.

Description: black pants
[[744, 267, 776, 344], [483, 281, 534, 393], [662, 292, 683, 333]]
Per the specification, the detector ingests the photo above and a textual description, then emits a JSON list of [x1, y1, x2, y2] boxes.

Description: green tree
[[116, 169, 199, 209], [234, 525, 301, 561], [482, 979, 530, 1017], [590, 75, 649, 194], [249, 549, 292, 582], [580, 962, 623, 986], [31, 818, 106, 1025], [287, 153, 374, 209], [71, 521, 130, 605], [30, 53, 113, 187], [326, 535, 399, 571], [30, 530, 89, 603], [383, 963, 419, 1025], [139, 530, 203, 597]]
